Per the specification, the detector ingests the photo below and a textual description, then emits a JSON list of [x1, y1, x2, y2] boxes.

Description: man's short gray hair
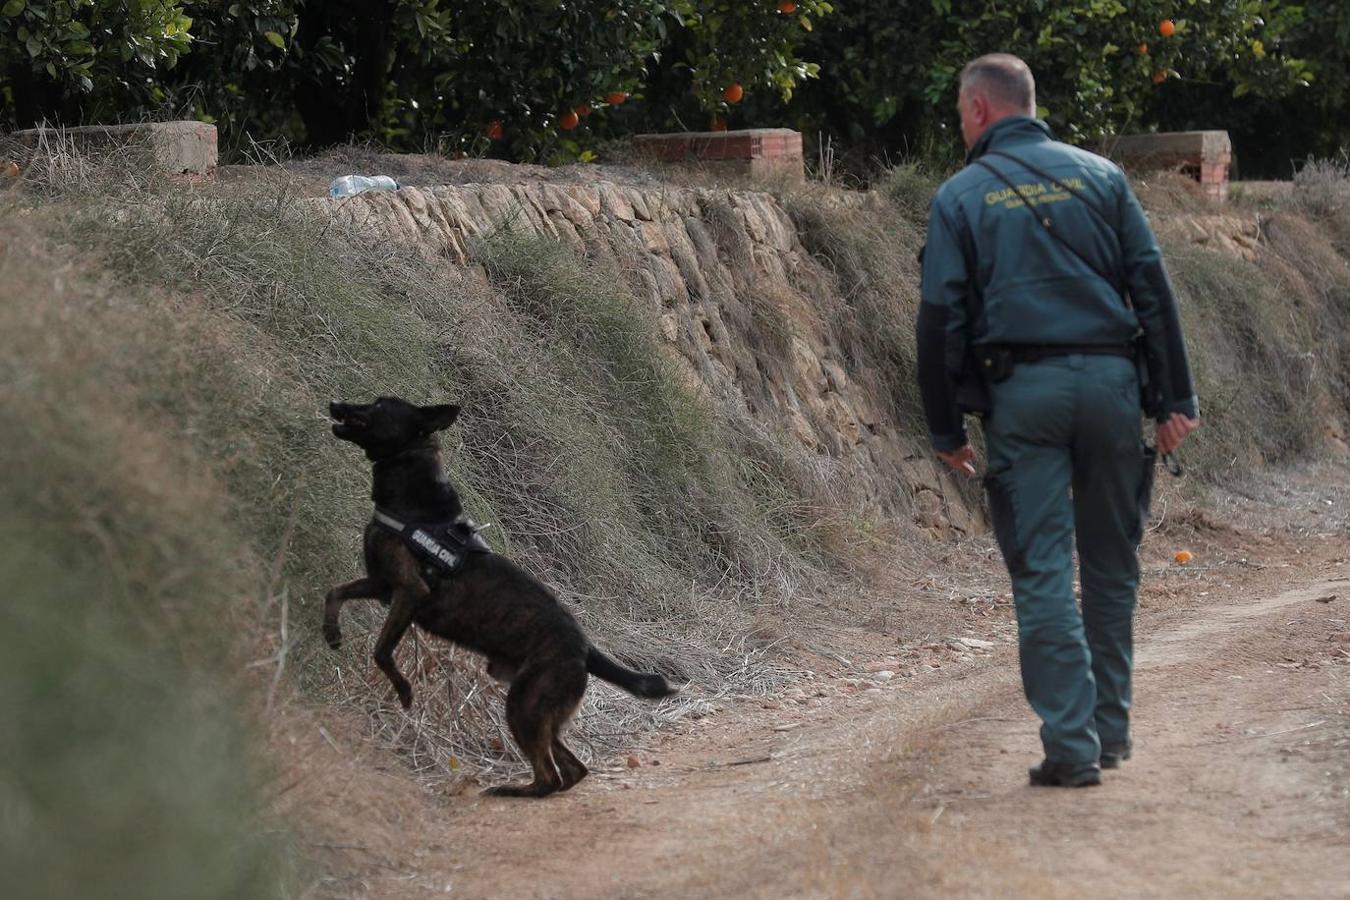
[[960, 53, 1036, 114]]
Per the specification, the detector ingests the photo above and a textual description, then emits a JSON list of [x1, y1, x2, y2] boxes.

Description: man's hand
[[937, 444, 978, 478], [1156, 413, 1200, 455]]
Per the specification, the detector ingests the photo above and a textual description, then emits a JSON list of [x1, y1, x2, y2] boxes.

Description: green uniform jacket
[[916, 116, 1199, 452]]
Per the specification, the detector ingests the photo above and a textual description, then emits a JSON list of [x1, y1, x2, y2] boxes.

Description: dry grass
[[1163, 244, 1322, 471], [778, 186, 926, 428], [1163, 154, 1350, 475], [1130, 170, 1224, 217], [1290, 152, 1350, 247], [4, 134, 856, 798], [0, 209, 297, 896], [770, 172, 985, 517]]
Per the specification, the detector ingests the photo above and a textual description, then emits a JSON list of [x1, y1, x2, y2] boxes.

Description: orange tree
[[1159, 0, 1350, 175], [3, 0, 834, 158], [631, 0, 831, 132], [783, 0, 1310, 168], [0, 0, 193, 128], [374, 0, 674, 158], [379, 0, 833, 159]]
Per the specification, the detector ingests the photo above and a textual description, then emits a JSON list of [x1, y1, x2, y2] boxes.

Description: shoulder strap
[[974, 151, 1128, 303]]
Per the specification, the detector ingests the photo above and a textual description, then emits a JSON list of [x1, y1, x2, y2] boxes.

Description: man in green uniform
[[915, 53, 1201, 787]]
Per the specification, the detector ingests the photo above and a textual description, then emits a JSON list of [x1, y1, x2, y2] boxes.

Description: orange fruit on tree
[[1152, 70, 1167, 84], [606, 91, 628, 105], [778, 1, 797, 12], [723, 82, 744, 104], [1138, 42, 1149, 56], [576, 104, 593, 117], [1159, 19, 1175, 37], [486, 120, 504, 140], [559, 110, 580, 131], [710, 116, 728, 132]]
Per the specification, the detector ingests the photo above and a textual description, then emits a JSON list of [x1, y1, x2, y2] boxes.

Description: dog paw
[[322, 623, 343, 650], [395, 680, 413, 710]]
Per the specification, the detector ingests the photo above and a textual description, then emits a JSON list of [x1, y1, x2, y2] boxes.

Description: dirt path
[[298, 529, 1350, 899]]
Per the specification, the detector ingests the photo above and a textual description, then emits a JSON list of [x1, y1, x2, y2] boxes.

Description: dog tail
[[586, 647, 679, 699]]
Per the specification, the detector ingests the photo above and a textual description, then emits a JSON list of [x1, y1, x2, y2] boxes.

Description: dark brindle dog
[[324, 396, 677, 797]]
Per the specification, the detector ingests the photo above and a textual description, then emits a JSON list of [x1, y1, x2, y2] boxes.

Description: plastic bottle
[[329, 175, 401, 198]]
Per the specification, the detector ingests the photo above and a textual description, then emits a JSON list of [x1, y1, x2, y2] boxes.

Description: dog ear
[[420, 404, 461, 433]]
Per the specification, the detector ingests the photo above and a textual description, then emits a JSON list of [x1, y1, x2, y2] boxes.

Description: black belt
[[1006, 344, 1134, 364]]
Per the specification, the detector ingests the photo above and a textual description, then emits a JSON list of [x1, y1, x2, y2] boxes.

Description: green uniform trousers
[[983, 353, 1152, 764]]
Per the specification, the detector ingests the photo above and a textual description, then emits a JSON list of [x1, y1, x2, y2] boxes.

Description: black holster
[[1132, 445, 1159, 545], [975, 345, 1015, 382], [955, 346, 1014, 417], [954, 348, 995, 416]]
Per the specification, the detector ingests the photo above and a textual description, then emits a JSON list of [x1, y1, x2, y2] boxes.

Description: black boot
[[1100, 742, 1132, 770], [1029, 760, 1102, 787]]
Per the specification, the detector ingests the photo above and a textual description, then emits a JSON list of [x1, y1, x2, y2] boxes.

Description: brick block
[[631, 128, 804, 181], [1098, 129, 1231, 202]]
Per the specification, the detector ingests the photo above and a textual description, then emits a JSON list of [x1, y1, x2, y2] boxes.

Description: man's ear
[[420, 404, 461, 433], [970, 92, 989, 127]]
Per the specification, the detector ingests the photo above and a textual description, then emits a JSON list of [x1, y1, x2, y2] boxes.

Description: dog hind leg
[[485, 666, 570, 798], [547, 663, 589, 791], [323, 577, 387, 650], [539, 663, 589, 792]]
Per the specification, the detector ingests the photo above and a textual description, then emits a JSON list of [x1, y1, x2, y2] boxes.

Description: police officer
[[916, 53, 1200, 787]]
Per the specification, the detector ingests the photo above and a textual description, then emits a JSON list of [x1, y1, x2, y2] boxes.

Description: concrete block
[[10, 121, 218, 177], [1103, 130, 1230, 163]]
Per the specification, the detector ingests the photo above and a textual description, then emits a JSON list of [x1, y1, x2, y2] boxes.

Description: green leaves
[[789, 0, 1309, 161], [2, 0, 195, 104], [1, 0, 828, 158], [664, 0, 829, 111], [7, 0, 1330, 170]]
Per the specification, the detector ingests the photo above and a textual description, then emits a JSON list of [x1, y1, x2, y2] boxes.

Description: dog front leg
[[323, 577, 386, 650], [373, 589, 421, 709]]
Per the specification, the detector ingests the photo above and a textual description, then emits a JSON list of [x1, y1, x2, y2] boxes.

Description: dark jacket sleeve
[[916, 195, 972, 452], [1115, 172, 1199, 421]]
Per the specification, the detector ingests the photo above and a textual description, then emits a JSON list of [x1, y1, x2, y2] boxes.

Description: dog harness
[[372, 508, 492, 574]]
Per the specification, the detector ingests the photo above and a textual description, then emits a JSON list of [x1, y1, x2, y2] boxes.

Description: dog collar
[[372, 508, 417, 532]]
